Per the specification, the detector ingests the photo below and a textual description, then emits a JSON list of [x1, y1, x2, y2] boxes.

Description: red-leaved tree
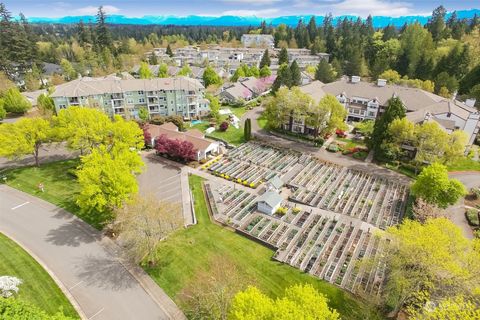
[[154, 134, 197, 161], [143, 126, 152, 147]]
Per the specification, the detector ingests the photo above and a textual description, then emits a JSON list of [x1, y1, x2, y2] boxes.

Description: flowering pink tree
[[154, 134, 197, 162]]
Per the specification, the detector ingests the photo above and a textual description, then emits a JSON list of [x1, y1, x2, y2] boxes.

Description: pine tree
[[149, 53, 158, 65], [278, 47, 289, 65], [166, 44, 173, 57], [427, 6, 447, 42], [95, 6, 112, 50], [289, 60, 301, 87], [272, 63, 291, 93], [315, 59, 334, 83], [259, 49, 271, 68], [370, 96, 406, 160]]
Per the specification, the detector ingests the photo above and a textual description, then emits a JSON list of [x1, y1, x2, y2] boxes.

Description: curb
[[0, 230, 87, 320]]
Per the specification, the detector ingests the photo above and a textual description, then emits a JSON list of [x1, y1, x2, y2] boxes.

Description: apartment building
[[295, 77, 480, 147], [241, 34, 275, 48], [148, 46, 329, 76], [51, 76, 209, 119]]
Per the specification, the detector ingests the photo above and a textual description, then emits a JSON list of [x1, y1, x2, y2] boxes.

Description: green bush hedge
[[466, 209, 480, 226]]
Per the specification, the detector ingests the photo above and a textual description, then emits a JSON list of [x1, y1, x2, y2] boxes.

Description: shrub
[[292, 207, 301, 214], [276, 207, 287, 216], [353, 151, 368, 160], [314, 137, 324, 147], [327, 144, 339, 152], [219, 121, 229, 131], [471, 188, 480, 200], [466, 209, 480, 226]]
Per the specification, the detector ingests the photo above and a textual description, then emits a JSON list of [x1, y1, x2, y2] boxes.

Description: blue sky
[[4, 0, 479, 18]]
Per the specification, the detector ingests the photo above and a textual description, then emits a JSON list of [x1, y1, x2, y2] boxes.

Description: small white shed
[[257, 191, 283, 215]]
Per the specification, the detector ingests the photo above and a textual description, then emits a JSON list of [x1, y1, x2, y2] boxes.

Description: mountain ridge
[[23, 9, 480, 28]]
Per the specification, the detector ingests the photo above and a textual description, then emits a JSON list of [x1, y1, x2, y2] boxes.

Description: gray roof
[[301, 78, 478, 121], [221, 82, 253, 100], [258, 191, 283, 208], [268, 175, 284, 189], [51, 76, 204, 98]]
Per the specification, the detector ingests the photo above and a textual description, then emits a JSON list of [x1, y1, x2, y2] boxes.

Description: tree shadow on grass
[[74, 254, 137, 291]]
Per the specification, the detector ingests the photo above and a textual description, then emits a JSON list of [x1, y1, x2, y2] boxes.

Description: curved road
[[0, 185, 185, 320]]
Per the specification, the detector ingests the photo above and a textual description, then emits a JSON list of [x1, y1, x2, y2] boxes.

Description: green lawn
[[0, 233, 79, 318], [144, 175, 381, 320], [446, 157, 480, 172], [3, 160, 110, 229], [335, 137, 367, 149], [190, 105, 248, 145]]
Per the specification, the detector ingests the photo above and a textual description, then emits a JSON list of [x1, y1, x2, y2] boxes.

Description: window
[[138, 90, 144, 95], [368, 111, 375, 117], [59, 104, 66, 109], [125, 92, 132, 96], [127, 98, 134, 104], [139, 98, 145, 103]]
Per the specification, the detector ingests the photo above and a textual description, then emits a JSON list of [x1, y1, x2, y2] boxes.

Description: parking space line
[[88, 307, 105, 319], [11, 202, 29, 210], [69, 281, 83, 290]]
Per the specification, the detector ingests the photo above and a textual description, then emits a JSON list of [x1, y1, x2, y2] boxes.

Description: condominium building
[[51, 76, 210, 119], [241, 34, 275, 48], [296, 77, 480, 147]]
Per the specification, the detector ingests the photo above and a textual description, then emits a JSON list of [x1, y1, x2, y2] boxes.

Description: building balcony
[[147, 91, 157, 97], [112, 101, 124, 108], [111, 94, 124, 100]]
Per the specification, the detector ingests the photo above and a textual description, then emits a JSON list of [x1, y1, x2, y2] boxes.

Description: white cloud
[[295, 0, 414, 17], [221, 8, 280, 17], [76, 5, 121, 15]]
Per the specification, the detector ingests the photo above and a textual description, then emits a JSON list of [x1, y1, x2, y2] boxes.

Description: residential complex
[[149, 45, 329, 76], [219, 76, 276, 102], [51, 76, 209, 119], [240, 34, 275, 48], [296, 77, 480, 147]]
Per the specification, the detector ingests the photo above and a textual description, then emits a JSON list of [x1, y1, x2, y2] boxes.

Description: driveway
[[0, 185, 185, 320], [137, 152, 194, 226], [449, 172, 480, 190]]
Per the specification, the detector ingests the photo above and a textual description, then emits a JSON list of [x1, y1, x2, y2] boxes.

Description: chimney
[[465, 98, 476, 108], [377, 79, 387, 87], [351, 75, 360, 83]]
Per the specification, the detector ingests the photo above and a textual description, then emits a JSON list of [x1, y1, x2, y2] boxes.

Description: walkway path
[[0, 185, 185, 320]]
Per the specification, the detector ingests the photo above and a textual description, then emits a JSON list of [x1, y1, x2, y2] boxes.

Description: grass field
[[191, 105, 248, 145], [3, 160, 110, 229], [144, 175, 381, 320], [446, 157, 480, 172], [0, 233, 79, 318]]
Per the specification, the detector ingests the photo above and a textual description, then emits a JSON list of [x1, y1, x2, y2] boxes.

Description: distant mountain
[[24, 9, 480, 28]]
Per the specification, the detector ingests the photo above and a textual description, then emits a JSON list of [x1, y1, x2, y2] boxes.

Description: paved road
[[449, 172, 480, 189], [0, 185, 185, 320]]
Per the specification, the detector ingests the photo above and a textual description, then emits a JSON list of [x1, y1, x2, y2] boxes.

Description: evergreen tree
[[148, 53, 158, 65], [289, 60, 301, 87], [271, 63, 291, 92], [259, 49, 271, 68], [95, 6, 112, 50], [278, 47, 289, 65], [370, 96, 406, 160], [382, 24, 397, 41], [244, 118, 252, 141], [314, 59, 335, 83], [307, 16, 317, 43], [77, 20, 92, 45], [427, 5, 447, 42], [344, 51, 362, 76], [166, 44, 174, 57], [415, 55, 434, 80]]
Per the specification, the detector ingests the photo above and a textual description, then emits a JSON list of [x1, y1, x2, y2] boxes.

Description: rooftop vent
[[351, 75, 360, 83], [377, 79, 387, 87]]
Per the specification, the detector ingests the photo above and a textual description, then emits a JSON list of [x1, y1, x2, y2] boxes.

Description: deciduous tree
[[230, 284, 340, 320], [0, 117, 52, 166], [2, 87, 31, 113], [0, 298, 75, 320], [114, 195, 181, 264], [139, 61, 152, 79], [411, 163, 466, 208], [76, 145, 143, 214], [203, 65, 222, 87], [155, 134, 197, 161]]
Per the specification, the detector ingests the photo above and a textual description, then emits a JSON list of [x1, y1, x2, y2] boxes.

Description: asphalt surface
[[0, 185, 183, 320]]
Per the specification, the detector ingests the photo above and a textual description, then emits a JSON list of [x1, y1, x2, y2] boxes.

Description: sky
[[4, 0, 479, 18]]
